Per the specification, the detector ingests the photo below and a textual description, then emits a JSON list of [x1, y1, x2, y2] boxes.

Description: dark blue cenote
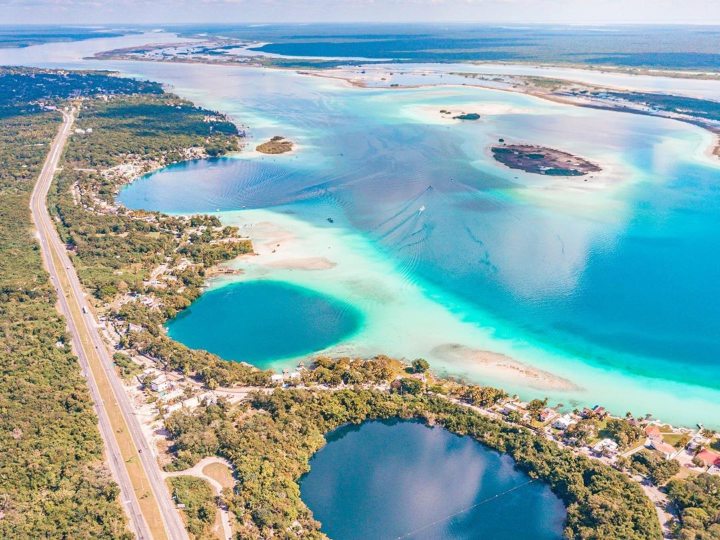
[[300, 420, 566, 540], [166, 280, 362, 366]]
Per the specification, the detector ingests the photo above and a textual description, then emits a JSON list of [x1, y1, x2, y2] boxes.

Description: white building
[[158, 389, 183, 403], [165, 402, 183, 414], [552, 414, 576, 431], [593, 438, 619, 456], [649, 437, 677, 460], [150, 375, 169, 393], [198, 392, 218, 405]]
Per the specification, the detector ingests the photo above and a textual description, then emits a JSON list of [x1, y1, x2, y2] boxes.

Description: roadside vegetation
[[0, 67, 152, 539], [48, 88, 271, 389], [168, 476, 218, 539]]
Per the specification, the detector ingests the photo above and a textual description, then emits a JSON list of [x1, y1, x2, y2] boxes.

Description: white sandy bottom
[[208, 208, 720, 428]]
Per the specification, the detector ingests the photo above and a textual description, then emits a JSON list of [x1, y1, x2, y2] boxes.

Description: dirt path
[[165, 457, 235, 540]]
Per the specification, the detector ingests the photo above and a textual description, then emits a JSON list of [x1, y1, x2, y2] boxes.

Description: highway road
[[30, 108, 189, 540]]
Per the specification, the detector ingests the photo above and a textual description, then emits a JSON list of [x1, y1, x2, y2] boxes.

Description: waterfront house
[[552, 414, 576, 431], [649, 437, 677, 460], [592, 405, 608, 419], [501, 403, 519, 416], [695, 448, 720, 469], [688, 434, 709, 451]]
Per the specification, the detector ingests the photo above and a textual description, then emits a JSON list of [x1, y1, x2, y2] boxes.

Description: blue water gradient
[[1, 29, 719, 423], [166, 281, 363, 366], [121, 78, 720, 395], [300, 420, 566, 539]]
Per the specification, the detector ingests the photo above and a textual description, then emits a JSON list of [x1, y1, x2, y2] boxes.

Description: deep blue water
[[171, 23, 720, 70], [166, 281, 362, 366], [0, 25, 128, 48], [300, 420, 566, 540]]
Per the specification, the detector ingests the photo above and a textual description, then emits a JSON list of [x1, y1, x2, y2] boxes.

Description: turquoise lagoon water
[[114, 62, 720, 426], [300, 420, 566, 539], [166, 281, 362, 367], [3, 34, 720, 425]]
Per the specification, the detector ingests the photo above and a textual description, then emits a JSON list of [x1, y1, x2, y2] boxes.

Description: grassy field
[[202, 462, 235, 490]]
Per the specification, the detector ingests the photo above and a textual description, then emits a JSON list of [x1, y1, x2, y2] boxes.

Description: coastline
[[302, 69, 720, 160], [84, 49, 720, 429], [211, 213, 580, 393], [431, 344, 580, 391], [81, 34, 720, 160], [208, 208, 720, 429]]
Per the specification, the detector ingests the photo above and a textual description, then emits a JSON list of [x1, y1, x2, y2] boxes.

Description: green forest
[[0, 68, 158, 538], [667, 474, 720, 540], [168, 476, 218, 539], [49, 88, 276, 390], [163, 371, 663, 540]]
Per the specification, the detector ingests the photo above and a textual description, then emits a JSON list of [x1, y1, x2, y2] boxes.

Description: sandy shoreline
[[432, 343, 580, 392], [222, 214, 581, 394]]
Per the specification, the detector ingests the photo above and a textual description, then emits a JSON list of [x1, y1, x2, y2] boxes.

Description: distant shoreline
[[301, 68, 720, 159]]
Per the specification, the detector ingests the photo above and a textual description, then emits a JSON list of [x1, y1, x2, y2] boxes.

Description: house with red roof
[[695, 448, 720, 469]]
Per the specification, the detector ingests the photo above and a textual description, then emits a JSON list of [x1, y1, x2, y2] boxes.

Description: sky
[[1, 0, 720, 25]]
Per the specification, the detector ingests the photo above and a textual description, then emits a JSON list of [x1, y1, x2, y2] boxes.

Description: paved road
[[30, 108, 189, 540]]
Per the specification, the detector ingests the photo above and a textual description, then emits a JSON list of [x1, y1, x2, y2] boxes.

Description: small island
[[453, 112, 481, 121], [492, 144, 601, 176], [256, 135, 294, 154], [439, 109, 481, 121]]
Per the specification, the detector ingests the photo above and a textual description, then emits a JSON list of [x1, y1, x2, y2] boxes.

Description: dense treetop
[[0, 68, 148, 538], [0, 66, 161, 116]]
